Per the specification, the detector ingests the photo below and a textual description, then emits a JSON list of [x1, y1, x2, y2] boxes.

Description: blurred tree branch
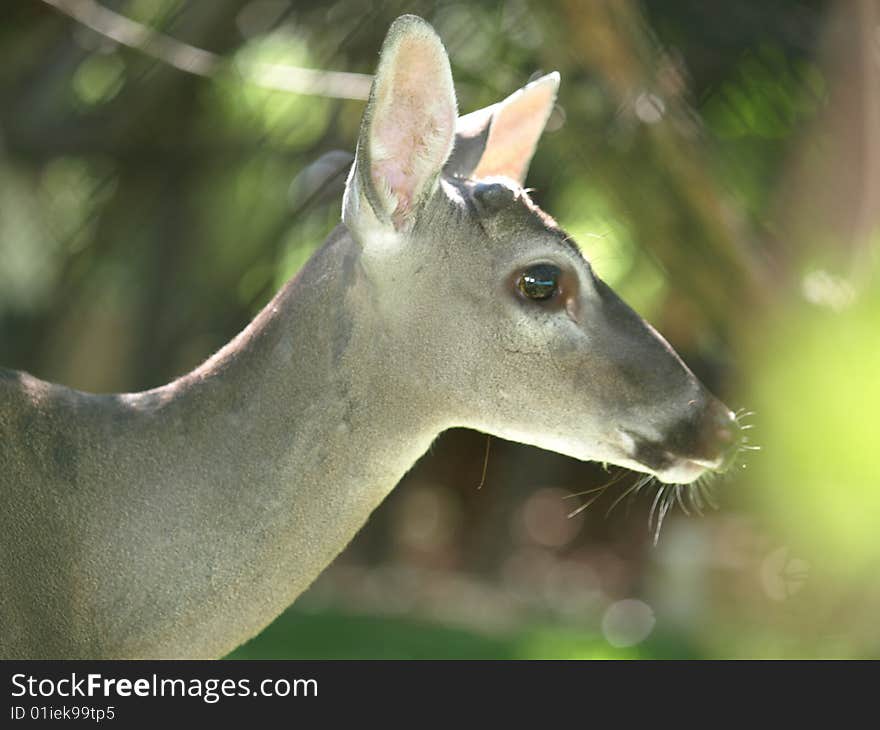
[[42, 0, 372, 100], [773, 0, 880, 288], [557, 0, 774, 340]]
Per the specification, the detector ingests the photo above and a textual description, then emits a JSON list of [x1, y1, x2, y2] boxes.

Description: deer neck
[[97, 225, 440, 657]]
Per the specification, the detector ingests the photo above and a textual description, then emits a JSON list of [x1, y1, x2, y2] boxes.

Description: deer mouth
[[617, 410, 740, 485], [628, 444, 716, 484], [653, 455, 724, 484], [624, 446, 726, 485]]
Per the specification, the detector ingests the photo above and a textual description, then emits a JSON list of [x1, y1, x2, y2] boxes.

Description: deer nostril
[[689, 398, 741, 470], [706, 402, 743, 472], [715, 414, 738, 445]]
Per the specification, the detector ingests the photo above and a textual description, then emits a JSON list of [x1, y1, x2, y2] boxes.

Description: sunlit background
[[1, 0, 878, 658]]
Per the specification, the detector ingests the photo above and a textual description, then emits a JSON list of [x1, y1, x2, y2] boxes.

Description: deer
[[0, 15, 743, 659]]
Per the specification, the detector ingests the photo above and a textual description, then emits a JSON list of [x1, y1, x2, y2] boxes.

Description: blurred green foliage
[[226, 608, 648, 659]]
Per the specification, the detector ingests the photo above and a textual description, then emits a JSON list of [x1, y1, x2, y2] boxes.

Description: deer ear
[[447, 73, 559, 184], [343, 15, 457, 233]]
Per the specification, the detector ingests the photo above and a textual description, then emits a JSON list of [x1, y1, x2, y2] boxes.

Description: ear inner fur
[[357, 15, 458, 230], [471, 72, 559, 183]]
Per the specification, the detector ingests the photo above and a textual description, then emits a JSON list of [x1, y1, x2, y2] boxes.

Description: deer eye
[[518, 264, 561, 301]]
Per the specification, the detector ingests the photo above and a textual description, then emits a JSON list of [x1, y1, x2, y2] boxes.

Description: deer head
[[342, 15, 741, 488]]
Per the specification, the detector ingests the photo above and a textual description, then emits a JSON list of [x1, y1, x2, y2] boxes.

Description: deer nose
[[701, 397, 740, 468], [710, 399, 738, 445]]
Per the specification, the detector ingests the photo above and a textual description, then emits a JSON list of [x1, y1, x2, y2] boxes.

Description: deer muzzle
[[620, 396, 741, 484]]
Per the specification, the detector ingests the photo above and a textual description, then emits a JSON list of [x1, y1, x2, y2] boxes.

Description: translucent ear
[[343, 15, 457, 232], [447, 72, 559, 184]]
